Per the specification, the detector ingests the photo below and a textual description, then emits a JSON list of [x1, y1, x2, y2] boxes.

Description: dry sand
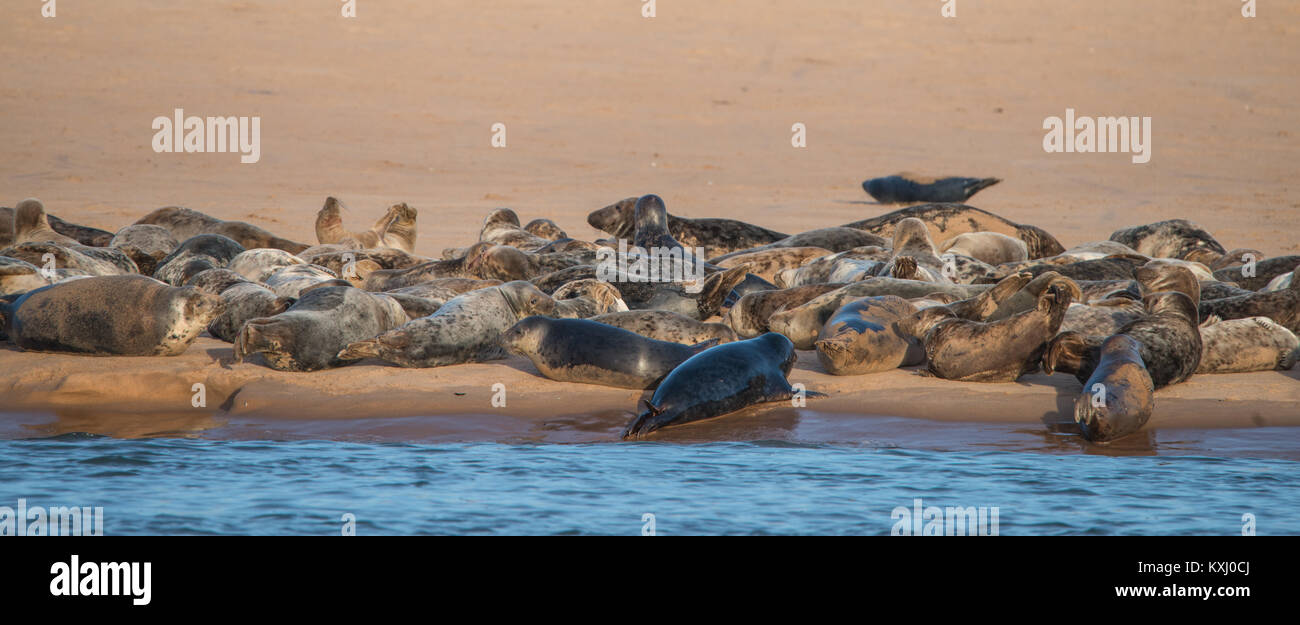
[[2, 1, 1298, 446]]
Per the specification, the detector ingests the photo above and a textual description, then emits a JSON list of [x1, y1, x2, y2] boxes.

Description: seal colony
[[1, 189, 1295, 443]]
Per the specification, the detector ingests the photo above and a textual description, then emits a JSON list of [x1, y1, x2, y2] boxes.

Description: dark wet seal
[[622, 333, 823, 439], [861, 173, 1001, 204]]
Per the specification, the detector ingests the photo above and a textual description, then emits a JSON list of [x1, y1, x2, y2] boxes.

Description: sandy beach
[[2, 1, 1298, 448]]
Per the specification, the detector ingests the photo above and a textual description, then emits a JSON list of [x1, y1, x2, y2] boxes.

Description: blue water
[[2, 434, 1296, 535]]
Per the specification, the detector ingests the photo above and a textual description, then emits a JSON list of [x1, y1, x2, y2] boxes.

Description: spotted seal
[[502, 316, 718, 389]]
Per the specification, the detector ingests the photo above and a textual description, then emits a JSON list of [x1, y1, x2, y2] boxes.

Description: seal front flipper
[[622, 400, 666, 440]]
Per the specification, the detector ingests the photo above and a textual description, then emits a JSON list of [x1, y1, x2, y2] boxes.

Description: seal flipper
[[622, 400, 665, 440], [694, 264, 751, 319]]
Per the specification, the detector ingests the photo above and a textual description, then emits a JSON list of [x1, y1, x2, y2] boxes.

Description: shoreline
[[3, 337, 1296, 447]]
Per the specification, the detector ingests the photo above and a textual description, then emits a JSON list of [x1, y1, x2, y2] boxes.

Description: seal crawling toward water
[[862, 173, 1001, 204], [1, 275, 221, 356], [622, 332, 820, 439], [502, 316, 718, 389], [1073, 334, 1155, 443]]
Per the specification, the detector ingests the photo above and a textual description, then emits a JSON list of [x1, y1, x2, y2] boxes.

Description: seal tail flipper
[[961, 177, 1002, 200]]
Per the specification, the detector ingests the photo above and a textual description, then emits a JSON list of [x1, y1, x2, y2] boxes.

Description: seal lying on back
[[336, 280, 555, 368], [622, 333, 819, 439], [1, 275, 221, 356], [861, 174, 1001, 204], [235, 284, 409, 372], [1073, 334, 1155, 443], [815, 296, 923, 375], [587, 196, 789, 258], [842, 203, 1065, 260], [726, 284, 845, 338], [591, 310, 738, 344], [502, 316, 718, 389], [135, 206, 309, 254]]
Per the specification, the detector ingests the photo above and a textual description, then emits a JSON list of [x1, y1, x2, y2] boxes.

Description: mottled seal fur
[[502, 316, 717, 389], [186, 268, 296, 343], [726, 284, 845, 338], [713, 247, 830, 284], [1, 275, 221, 356], [622, 333, 819, 439], [707, 228, 888, 264], [588, 196, 789, 258], [1198, 268, 1300, 333], [592, 309, 739, 344], [110, 224, 179, 275], [1073, 334, 1156, 443], [1197, 316, 1300, 374], [1046, 292, 1202, 389], [862, 174, 1001, 204], [336, 280, 556, 368], [919, 284, 1072, 382], [152, 234, 247, 285], [815, 295, 924, 375], [0, 256, 53, 297], [235, 284, 408, 371], [1212, 255, 1300, 291], [768, 278, 991, 349], [842, 203, 1065, 259], [1109, 219, 1226, 266], [0, 241, 138, 277]]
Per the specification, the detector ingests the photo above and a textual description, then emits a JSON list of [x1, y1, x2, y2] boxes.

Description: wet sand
[[2, 1, 1299, 449]]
